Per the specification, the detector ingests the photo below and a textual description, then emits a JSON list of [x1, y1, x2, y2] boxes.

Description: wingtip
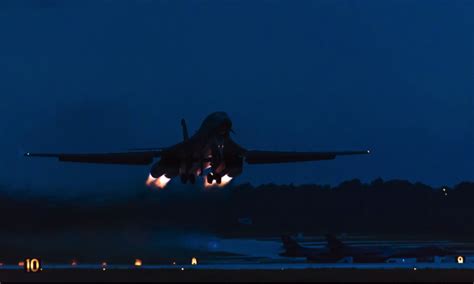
[[24, 152, 31, 157], [366, 150, 371, 154]]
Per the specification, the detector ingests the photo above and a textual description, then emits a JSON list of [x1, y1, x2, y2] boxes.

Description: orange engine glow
[[146, 174, 171, 189], [134, 259, 142, 267], [204, 174, 233, 188]]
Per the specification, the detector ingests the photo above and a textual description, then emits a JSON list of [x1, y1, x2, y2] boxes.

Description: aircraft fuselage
[[151, 112, 245, 186]]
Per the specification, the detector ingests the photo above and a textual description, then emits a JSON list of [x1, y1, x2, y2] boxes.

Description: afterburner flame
[[146, 173, 171, 189], [204, 174, 233, 188]]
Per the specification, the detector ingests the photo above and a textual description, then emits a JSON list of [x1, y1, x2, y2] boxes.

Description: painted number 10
[[25, 258, 41, 273]]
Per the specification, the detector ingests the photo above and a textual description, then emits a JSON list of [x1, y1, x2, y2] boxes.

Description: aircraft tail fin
[[281, 235, 303, 252], [181, 119, 189, 141], [325, 234, 345, 252]]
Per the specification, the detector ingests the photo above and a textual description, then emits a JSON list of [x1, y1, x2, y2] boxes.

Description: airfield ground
[[2, 268, 474, 282]]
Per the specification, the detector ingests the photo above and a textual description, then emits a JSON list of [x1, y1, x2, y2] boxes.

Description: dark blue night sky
[[1, 0, 472, 196]]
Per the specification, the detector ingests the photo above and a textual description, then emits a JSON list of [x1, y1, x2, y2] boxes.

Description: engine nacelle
[[226, 166, 243, 178], [223, 156, 243, 178], [150, 161, 178, 178]]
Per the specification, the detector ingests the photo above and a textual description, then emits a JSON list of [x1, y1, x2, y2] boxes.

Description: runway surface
[[2, 235, 474, 281], [1, 262, 474, 270]]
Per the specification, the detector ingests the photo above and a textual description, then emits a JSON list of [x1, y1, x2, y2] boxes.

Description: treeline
[[1, 179, 473, 237]]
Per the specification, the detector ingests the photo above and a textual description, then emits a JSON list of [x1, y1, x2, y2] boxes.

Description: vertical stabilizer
[[281, 235, 303, 251], [181, 119, 189, 141]]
